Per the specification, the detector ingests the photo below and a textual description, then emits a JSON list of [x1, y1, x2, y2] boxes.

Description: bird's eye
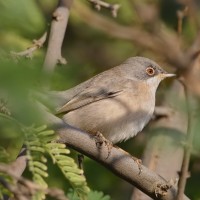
[[146, 66, 155, 76]]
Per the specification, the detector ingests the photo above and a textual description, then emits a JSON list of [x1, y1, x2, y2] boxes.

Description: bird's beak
[[158, 73, 176, 79], [163, 73, 176, 78]]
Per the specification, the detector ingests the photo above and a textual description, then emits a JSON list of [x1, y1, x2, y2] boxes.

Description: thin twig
[[176, 79, 194, 200], [73, 1, 189, 70], [177, 7, 188, 35], [88, 0, 120, 17], [11, 32, 47, 59]]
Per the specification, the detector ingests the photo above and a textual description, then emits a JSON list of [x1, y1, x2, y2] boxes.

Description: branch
[[176, 80, 195, 200], [131, 81, 187, 200], [43, 0, 73, 74], [129, 1, 159, 24], [11, 32, 47, 59], [57, 123, 189, 200], [0, 101, 190, 200], [177, 7, 188, 35], [73, 1, 191, 70], [41, 111, 190, 200], [88, 0, 120, 17]]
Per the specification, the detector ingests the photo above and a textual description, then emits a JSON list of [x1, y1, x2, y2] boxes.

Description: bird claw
[[94, 131, 113, 159]]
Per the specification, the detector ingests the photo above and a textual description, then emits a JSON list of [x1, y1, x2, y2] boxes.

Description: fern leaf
[[45, 142, 90, 200]]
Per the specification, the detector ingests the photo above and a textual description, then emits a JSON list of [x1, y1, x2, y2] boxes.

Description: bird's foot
[[94, 131, 113, 159], [132, 156, 142, 174]]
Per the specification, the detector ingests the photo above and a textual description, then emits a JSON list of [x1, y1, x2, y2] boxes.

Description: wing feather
[[56, 74, 137, 114], [56, 88, 122, 113]]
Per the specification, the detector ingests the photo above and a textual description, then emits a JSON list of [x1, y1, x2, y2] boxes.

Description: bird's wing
[[56, 84, 123, 114], [56, 77, 138, 114]]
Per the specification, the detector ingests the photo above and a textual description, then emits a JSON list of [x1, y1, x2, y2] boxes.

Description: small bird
[[56, 57, 175, 144]]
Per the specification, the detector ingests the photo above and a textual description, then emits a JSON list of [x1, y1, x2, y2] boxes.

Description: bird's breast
[[103, 89, 155, 143], [63, 83, 155, 144]]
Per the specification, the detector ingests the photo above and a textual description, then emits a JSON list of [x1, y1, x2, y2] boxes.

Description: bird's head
[[122, 57, 175, 89]]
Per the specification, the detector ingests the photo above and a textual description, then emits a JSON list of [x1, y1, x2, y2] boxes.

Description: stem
[[176, 81, 194, 200], [43, 0, 73, 74]]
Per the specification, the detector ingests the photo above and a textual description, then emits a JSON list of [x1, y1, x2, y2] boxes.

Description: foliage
[[0, 148, 13, 199], [0, 0, 200, 200], [0, 112, 90, 200], [25, 124, 90, 200], [68, 189, 110, 200], [0, 57, 90, 200]]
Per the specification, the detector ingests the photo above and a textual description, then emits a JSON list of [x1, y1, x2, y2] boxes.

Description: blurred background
[[0, 0, 200, 199]]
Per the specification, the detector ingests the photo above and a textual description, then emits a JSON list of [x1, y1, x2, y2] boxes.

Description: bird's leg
[[94, 131, 113, 159], [77, 154, 84, 170]]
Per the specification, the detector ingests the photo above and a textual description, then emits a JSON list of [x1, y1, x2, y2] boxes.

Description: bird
[[55, 57, 175, 144]]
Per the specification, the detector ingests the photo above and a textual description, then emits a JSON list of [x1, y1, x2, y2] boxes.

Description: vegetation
[[0, 0, 200, 200]]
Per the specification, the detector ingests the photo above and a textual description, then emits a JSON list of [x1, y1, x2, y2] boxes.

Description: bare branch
[[177, 7, 188, 35], [88, 0, 120, 17], [130, 1, 158, 24], [57, 123, 190, 200], [176, 79, 195, 200], [73, 1, 190, 70], [40, 110, 190, 200], [73, 1, 200, 72], [131, 81, 187, 200], [11, 32, 47, 59], [0, 100, 191, 200], [43, 0, 73, 74]]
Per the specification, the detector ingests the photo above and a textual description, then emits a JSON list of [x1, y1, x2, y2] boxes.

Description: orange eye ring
[[146, 66, 155, 76]]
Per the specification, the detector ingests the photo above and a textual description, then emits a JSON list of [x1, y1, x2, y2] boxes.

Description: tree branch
[[43, 0, 73, 74], [73, 1, 191, 70], [73, 1, 200, 73], [176, 80, 195, 200], [88, 0, 120, 17], [57, 123, 190, 200], [131, 81, 187, 200], [177, 7, 188, 35], [11, 32, 47, 59], [41, 111, 190, 200]]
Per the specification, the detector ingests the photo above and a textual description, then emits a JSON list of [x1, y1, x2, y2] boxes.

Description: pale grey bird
[[53, 57, 175, 144]]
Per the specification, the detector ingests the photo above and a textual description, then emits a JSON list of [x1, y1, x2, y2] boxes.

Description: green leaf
[[68, 189, 110, 200]]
